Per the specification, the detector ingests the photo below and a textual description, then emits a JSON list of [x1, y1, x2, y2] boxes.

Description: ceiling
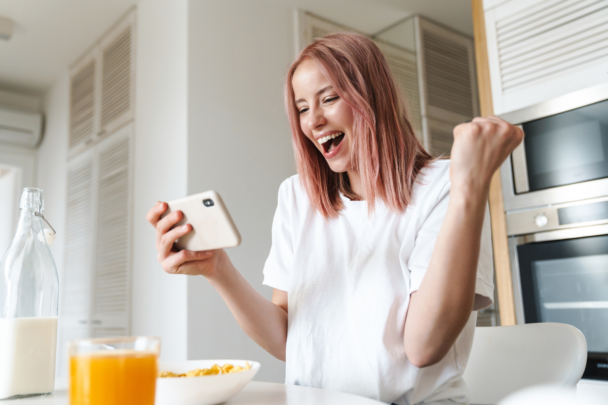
[[0, 0, 138, 95], [0, 0, 472, 96]]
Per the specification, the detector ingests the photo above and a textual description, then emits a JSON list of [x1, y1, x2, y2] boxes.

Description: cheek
[[329, 103, 355, 130]]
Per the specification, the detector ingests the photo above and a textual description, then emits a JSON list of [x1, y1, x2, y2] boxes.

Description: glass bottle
[[0, 188, 59, 399]]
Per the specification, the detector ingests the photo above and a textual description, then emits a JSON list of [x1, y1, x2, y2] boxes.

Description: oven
[[509, 214, 608, 380], [501, 83, 608, 381]]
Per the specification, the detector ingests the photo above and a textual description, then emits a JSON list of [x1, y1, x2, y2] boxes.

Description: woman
[[147, 33, 523, 404]]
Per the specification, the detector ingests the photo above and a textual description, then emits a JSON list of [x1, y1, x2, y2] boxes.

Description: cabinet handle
[[92, 320, 102, 325], [78, 320, 88, 325]]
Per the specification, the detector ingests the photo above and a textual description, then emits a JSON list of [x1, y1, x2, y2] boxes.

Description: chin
[[326, 160, 351, 174]]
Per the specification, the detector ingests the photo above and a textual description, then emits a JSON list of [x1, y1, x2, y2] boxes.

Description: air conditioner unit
[[0, 107, 43, 148]]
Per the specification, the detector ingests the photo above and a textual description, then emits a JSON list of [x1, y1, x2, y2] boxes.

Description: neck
[[347, 169, 364, 199]]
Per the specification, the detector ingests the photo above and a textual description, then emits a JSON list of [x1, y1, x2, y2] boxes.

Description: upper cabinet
[[69, 10, 136, 156], [484, 0, 608, 115]]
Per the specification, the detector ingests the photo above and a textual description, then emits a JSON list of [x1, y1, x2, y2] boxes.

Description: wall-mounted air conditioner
[[0, 107, 43, 148]]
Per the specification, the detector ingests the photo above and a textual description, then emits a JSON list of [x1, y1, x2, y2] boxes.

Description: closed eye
[[298, 107, 309, 115]]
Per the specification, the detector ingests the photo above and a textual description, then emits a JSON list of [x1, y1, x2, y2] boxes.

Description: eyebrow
[[295, 86, 334, 105]]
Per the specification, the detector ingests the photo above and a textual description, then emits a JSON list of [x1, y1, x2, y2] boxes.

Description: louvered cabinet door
[[58, 148, 96, 376], [99, 11, 136, 138], [375, 41, 424, 143], [91, 124, 133, 335], [417, 17, 479, 125], [69, 51, 99, 154], [426, 119, 457, 157], [484, 0, 608, 115]]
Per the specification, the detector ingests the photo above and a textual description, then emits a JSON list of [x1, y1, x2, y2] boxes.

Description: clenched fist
[[450, 116, 524, 201]]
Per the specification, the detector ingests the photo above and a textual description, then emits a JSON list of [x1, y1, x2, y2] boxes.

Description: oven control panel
[[506, 197, 608, 236]]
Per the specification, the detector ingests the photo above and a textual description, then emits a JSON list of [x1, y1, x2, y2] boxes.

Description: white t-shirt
[[262, 160, 494, 405]]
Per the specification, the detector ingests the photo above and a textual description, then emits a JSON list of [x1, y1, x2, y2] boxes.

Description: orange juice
[[70, 350, 157, 405]]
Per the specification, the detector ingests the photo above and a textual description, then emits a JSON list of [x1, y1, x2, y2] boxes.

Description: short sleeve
[[262, 180, 294, 292], [406, 181, 494, 311]]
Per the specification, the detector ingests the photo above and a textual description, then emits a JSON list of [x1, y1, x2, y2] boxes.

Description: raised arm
[[403, 117, 523, 368], [146, 203, 288, 361]]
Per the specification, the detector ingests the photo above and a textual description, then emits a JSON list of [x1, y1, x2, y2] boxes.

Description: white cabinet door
[[99, 12, 136, 138], [91, 125, 133, 334], [484, 0, 608, 115], [58, 124, 133, 376], [376, 41, 424, 141], [69, 50, 99, 154], [68, 9, 136, 157], [59, 147, 95, 376]]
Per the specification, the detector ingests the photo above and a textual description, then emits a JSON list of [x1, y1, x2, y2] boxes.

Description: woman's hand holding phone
[[146, 202, 225, 277], [147, 201, 289, 361]]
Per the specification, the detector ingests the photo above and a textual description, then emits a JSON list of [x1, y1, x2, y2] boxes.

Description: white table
[[3, 381, 386, 405]]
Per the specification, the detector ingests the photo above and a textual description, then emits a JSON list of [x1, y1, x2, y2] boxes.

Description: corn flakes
[[159, 362, 251, 378]]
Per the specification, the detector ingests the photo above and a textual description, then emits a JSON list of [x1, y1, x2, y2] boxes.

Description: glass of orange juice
[[69, 336, 161, 405]]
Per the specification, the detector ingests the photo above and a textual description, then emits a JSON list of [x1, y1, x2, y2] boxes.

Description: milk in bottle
[[0, 188, 59, 399]]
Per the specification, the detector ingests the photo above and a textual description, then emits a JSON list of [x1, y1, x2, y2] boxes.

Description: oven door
[[500, 83, 608, 211], [510, 224, 608, 380]]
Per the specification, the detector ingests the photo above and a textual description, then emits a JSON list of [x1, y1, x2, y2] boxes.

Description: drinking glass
[[69, 336, 161, 405]]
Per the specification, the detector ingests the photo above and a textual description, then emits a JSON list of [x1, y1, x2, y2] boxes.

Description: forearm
[[207, 252, 288, 361], [404, 190, 487, 368]]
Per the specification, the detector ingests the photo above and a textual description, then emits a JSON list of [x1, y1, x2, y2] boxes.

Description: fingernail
[[182, 225, 188, 231], [203, 251, 212, 255]]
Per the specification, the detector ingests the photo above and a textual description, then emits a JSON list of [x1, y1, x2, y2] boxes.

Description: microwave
[[499, 83, 608, 212]]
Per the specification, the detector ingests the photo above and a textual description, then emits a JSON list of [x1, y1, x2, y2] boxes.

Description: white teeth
[[318, 132, 343, 145]]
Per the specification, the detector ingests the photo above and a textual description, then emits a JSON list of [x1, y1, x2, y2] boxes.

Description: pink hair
[[285, 32, 434, 218]]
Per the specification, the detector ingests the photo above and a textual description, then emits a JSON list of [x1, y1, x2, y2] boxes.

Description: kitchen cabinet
[[59, 9, 136, 376], [483, 0, 608, 115], [58, 124, 134, 376], [68, 10, 135, 157]]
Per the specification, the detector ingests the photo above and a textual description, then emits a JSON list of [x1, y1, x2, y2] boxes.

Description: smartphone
[[161, 190, 241, 251]]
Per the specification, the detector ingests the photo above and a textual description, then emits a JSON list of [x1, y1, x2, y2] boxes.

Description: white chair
[[463, 323, 587, 405]]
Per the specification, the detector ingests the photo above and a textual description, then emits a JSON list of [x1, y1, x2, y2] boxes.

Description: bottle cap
[[19, 188, 44, 212]]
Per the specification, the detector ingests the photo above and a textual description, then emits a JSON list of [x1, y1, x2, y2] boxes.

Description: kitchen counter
[[6, 379, 606, 404], [2, 381, 385, 405]]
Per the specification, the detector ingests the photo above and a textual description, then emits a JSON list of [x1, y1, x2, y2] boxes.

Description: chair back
[[463, 323, 587, 405]]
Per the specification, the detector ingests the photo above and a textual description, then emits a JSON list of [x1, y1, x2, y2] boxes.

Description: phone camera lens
[[203, 199, 214, 207]]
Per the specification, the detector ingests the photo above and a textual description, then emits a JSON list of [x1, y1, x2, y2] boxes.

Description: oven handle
[[511, 223, 608, 245]]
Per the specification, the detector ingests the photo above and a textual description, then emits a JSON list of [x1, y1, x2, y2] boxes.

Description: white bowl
[[156, 359, 260, 405]]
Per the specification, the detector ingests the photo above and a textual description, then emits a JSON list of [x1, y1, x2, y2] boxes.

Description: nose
[[306, 105, 326, 131]]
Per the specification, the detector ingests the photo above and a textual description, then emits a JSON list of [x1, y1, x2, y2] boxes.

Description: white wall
[[132, 0, 189, 361], [38, 73, 70, 283], [187, 0, 296, 383], [0, 145, 37, 240], [0, 168, 19, 255], [0, 89, 39, 207]]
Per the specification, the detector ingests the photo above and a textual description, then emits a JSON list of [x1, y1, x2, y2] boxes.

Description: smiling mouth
[[318, 132, 345, 154]]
